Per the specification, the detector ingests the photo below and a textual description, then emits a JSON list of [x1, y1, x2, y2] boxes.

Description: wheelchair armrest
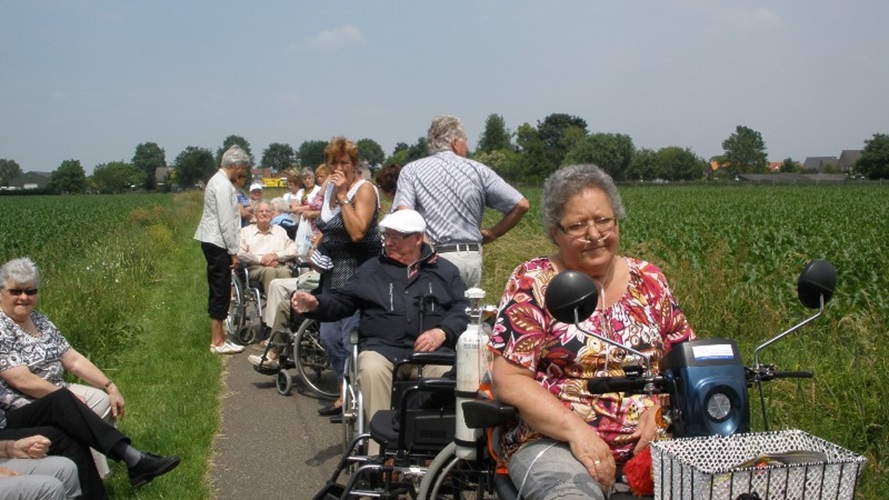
[[462, 399, 517, 429], [405, 350, 455, 366], [416, 378, 456, 391]]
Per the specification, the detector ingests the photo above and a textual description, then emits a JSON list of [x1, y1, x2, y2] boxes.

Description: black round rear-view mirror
[[544, 271, 600, 324], [797, 259, 836, 309]]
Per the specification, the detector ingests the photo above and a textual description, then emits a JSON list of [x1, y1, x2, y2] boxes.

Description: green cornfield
[[0, 184, 887, 498]]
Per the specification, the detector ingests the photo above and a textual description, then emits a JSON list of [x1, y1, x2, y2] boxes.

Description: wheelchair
[[226, 264, 264, 345], [250, 265, 338, 399], [314, 344, 457, 500]]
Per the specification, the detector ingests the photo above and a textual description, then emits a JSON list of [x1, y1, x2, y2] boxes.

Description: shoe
[[318, 403, 342, 416], [329, 415, 343, 424], [128, 453, 181, 488], [248, 354, 280, 370], [251, 339, 270, 352], [210, 341, 245, 355]]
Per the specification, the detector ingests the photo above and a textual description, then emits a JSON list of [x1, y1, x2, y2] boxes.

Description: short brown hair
[[374, 164, 401, 198], [324, 137, 359, 166]]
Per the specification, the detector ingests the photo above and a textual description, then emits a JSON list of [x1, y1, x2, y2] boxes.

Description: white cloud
[[306, 25, 366, 51], [276, 92, 302, 107], [711, 5, 783, 30], [752, 7, 781, 26]]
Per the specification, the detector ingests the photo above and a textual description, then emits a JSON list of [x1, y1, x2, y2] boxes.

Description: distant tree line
[[2, 115, 888, 194]]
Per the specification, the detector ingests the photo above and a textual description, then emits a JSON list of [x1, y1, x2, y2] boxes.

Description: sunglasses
[[3, 288, 39, 296]]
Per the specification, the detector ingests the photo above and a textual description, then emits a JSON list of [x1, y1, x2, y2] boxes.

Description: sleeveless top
[[317, 179, 382, 291]]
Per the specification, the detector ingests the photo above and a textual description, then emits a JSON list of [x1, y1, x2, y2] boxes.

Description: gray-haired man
[[394, 114, 529, 288]]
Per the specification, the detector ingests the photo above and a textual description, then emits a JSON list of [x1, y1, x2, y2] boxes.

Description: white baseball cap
[[379, 209, 426, 234], [249, 183, 263, 192]]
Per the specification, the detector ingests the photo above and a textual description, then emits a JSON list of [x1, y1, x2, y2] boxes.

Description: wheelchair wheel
[[237, 323, 257, 345], [276, 370, 293, 396], [418, 442, 497, 499], [225, 272, 246, 340], [294, 319, 339, 400]]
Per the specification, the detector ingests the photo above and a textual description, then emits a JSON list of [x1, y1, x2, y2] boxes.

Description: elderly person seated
[[488, 164, 696, 500], [0, 434, 80, 500], [0, 257, 127, 479], [270, 197, 298, 238], [247, 270, 320, 371], [293, 209, 469, 454], [0, 258, 179, 494], [238, 200, 299, 294], [2, 389, 180, 494]]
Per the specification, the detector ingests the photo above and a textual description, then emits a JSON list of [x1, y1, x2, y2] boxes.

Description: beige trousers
[[67, 383, 114, 480], [357, 350, 451, 455]]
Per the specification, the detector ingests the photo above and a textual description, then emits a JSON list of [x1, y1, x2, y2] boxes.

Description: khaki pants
[[67, 383, 114, 480], [357, 350, 450, 455], [246, 264, 292, 296]]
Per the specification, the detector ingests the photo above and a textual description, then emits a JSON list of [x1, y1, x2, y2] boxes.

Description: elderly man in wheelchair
[[227, 200, 300, 344], [293, 210, 469, 461], [238, 200, 299, 293]]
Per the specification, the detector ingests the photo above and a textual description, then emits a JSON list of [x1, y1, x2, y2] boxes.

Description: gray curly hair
[[541, 164, 626, 244], [0, 257, 40, 288], [221, 144, 250, 169], [426, 115, 467, 154]]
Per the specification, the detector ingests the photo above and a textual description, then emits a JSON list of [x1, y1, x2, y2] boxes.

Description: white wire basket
[[650, 429, 867, 500]]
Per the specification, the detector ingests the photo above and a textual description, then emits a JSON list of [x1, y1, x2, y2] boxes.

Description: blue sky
[[2, 1, 887, 173]]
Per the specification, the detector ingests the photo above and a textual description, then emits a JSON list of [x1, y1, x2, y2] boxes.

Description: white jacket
[[193, 169, 240, 254]]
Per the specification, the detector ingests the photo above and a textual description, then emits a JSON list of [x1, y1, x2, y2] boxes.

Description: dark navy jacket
[[311, 243, 469, 363]]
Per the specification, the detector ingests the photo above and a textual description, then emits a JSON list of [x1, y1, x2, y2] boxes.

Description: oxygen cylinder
[[455, 288, 487, 460]]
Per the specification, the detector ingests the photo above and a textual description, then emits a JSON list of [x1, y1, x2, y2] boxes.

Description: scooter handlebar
[[760, 370, 814, 381], [587, 375, 665, 395]]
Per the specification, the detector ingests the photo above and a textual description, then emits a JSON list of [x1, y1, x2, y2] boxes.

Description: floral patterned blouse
[[488, 256, 696, 463], [0, 311, 72, 427]]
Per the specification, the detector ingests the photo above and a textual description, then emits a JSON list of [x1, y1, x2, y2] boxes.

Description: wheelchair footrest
[[312, 481, 345, 500], [252, 365, 279, 376]]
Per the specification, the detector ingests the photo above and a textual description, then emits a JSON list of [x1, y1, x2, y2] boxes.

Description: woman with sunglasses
[[0, 257, 181, 491], [0, 257, 118, 477]]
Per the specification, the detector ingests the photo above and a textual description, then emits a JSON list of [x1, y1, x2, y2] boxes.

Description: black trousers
[[202, 241, 232, 320], [0, 425, 107, 499], [4, 389, 132, 499]]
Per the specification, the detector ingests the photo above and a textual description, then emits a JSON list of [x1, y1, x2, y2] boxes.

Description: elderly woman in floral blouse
[[488, 164, 696, 500], [0, 257, 125, 479]]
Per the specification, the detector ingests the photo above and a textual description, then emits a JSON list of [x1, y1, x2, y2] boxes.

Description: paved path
[[210, 348, 343, 499]]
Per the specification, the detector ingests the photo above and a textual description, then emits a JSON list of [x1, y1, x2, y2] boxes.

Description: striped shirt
[[394, 151, 524, 245]]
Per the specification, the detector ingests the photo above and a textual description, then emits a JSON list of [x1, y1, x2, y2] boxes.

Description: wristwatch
[[336, 198, 348, 206]]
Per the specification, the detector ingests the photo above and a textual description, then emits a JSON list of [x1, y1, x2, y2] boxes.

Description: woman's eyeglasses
[[558, 217, 617, 239], [3, 288, 39, 296]]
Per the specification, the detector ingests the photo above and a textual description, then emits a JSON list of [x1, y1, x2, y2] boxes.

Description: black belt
[[436, 243, 481, 253]]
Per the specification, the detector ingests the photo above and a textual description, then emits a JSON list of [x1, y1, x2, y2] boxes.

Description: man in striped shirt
[[394, 115, 530, 288]]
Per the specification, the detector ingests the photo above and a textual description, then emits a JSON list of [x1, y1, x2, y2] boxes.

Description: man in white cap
[[246, 182, 264, 225], [292, 209, 468, 453]]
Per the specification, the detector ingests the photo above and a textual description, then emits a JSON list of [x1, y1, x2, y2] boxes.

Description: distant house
[[155, 167, 172, 186], [737, 173, 847, 183], [252, 167, 273, 180], [8, 171, 51, 190], [837, 150, 862, 172], [802, 156, 839, 172]]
